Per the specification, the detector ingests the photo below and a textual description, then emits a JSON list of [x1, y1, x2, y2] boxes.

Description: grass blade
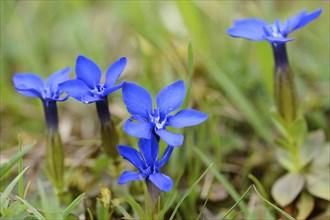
[[62, 193, 85, 219], [0, 143, 33, 180], [222, 185, 252, 220], [253, 185, 295, 220], [194, 147, 248, 215], [16, 196, 45, 220], [169, 162, 213, 220], [125, 195, 146, 219], [0, 166, 29, 210], [18, 136, 23, 199]]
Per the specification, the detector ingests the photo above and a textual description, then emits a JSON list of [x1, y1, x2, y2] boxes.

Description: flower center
[[91, 84, 105, 97], [265, 19, 284, 38], [150, 109, 167, 130]]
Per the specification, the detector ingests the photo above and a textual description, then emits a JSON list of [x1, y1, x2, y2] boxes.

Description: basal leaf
[[271, 173, 305, 207], [296, 192, 314, 220]]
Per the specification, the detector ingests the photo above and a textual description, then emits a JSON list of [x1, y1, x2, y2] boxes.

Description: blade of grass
[[196, 197, 209, 220], [202, 57, 272, 144], [0, 166, 29, 210], [0, 143, 33, 180], [194, 147, 248, 215], [253, 185, 295, 220], [62, 193, 85, 219], [183, 39, 194, 109], [125, 195, 146, 219], [248, 173, 269, 200], [112, 200, 133, 219], [169, 162, 213, 220], [222, 185, 253, 220], [16, 196, 45, 220], [37, 179, 48, 212], [18, 135, 23, 199]]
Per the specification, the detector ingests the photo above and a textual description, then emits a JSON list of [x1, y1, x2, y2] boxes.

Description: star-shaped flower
[[13, 67, 71, 102], [122, 80, 208, 147], [117, 135, 174, 192], [59, 55, 127, 104], [227, 8, 322, 44]]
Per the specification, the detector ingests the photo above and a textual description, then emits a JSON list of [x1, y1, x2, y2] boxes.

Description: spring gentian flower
[[122, 80, 208, 147], [13, 67, 71, 193], [13, 67, 71, 130], [117, 135, 174, 192], [59, 55, 127, 159], [227, 8, 322, 44], [59, 55, 127, 104], [227, 9, 322, 122]]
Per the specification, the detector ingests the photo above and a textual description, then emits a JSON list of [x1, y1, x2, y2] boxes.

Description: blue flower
[[122, 80, 208, 147], [59, 55, 127, 104], [117, 135, 174, 192], [13, 67, 71, 102], [227, 8, 322, 44]]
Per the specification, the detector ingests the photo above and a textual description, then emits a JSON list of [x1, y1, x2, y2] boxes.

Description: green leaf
[[306, 171, 330, 201], [0, 166, 29, 210], [16, 197, 45, 220], [277, 149, 295, 172], [62, 193, 85, 219], [271, 110, 289, 139], [0, 143, 33, 180], [296, 192, 314, 220], [169, 162, 213, 220], [289, 117, 307, 141], [271, 173, 305, 207]]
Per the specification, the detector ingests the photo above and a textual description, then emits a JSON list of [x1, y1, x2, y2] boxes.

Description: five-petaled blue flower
[[117, 135, 174, 192], [227, 8, 322, 44], [59, 55, 127, 104], [13, 67, 71, 102], [122, 80, 208, 147]]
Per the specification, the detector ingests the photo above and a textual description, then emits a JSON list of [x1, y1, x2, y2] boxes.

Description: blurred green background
[[1, 0, 329, 218]]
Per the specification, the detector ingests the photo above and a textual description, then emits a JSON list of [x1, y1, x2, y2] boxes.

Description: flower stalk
[[95, 97, 119, 161], [272, 44, 297, 123], [43, 101, 65, 194]]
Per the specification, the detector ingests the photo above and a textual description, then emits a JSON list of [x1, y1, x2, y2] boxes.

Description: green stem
[[96, 98, 120, 162], [272, 44, 297, 123]]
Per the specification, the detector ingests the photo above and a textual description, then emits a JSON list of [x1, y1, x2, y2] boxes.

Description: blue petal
[[104, 57, 127, 88], [283, 8, 322, 35], [149, 173, 173, 192], [75, 55, 102, 89], [123, 119, 152, 139], [155, 129, 183, 147], [157, 145, 174, 169], [167, 109, 208, 128], [13, 73, 44, 98], [122, 82, 153, 118], [156, 80, 185, 115], [138, 135, 159, 165], [227, 18, 268, 41], [45, 67, 71, 95], [58, 79, 96, 103], [117, 145, 145, 172], [102, 81, 124, 97], [118, 171, 144, 184]]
